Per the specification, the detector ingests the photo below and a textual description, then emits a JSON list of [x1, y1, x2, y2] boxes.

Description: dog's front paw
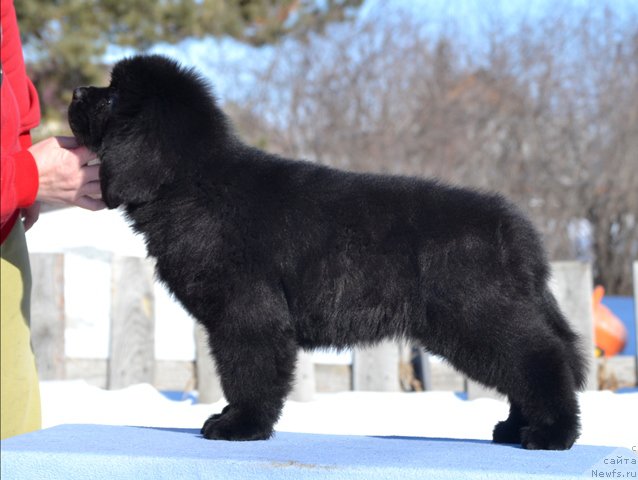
[[520, 424, 578, 450], [492, 419, 522, 445], [204, 404, 231, 424], [201, 406, 273, 441]]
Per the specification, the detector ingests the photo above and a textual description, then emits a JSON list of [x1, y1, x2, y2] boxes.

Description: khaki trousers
[[1, 220, 41, 439]]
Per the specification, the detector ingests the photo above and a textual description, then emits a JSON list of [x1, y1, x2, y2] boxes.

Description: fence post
[[194, 324, 223, 403], [548, 261, 597, 390], [108, 256, 155, 389], [352, 341, 400, 391], [29, 253, 66, 380]]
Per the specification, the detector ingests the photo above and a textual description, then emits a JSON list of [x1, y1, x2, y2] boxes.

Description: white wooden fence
[[29, 253, 637, 401]]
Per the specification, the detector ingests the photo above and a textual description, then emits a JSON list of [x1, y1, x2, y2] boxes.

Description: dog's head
[[68, 55, 227, 208]]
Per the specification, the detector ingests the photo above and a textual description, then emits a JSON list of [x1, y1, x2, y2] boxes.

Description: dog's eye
[[107, 93, 118, 108], [101, 94, 117, 110]]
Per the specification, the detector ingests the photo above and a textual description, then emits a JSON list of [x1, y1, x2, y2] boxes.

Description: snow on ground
[[40, 381, 637, 449]]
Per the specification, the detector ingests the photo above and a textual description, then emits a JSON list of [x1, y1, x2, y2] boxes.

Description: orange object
[[592, 286, 627, 357]]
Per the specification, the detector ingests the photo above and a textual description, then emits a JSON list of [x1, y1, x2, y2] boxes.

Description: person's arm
[[0, 149, 39, 224], [1, 0, 105, 232], [0, 0, 41, 226]]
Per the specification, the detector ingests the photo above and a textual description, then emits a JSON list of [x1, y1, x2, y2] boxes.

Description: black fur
[[69, 55, 586, 449]]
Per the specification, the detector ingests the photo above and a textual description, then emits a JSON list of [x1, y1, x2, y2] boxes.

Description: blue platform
[[1, 424, 636, 479]]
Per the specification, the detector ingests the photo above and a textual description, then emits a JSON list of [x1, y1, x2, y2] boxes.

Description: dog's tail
[[540, 288, 589, 390]]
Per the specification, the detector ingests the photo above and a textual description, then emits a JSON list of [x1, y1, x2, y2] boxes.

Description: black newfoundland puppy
[[69, 55, 586, 449]]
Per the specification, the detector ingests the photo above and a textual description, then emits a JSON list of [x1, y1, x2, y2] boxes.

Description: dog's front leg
[[200, 290, 297, 441]]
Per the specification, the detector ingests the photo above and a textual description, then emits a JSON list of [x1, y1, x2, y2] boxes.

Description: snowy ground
[[40, 381, 637, 449]]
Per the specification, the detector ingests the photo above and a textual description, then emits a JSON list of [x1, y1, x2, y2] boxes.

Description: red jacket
[[1, 0, 40, 243]]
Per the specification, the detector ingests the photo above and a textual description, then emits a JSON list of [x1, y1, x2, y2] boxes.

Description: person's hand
[[28, 136, 106, 211]]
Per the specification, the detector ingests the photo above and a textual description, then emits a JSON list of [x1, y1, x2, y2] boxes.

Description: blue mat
[[1, 424, 635, 479]]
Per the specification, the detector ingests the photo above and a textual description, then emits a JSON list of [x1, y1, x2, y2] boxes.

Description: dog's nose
[[72, 87, 88, 101]]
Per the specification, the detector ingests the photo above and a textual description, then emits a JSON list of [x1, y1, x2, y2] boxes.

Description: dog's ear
[[99, 135, 175, 209]]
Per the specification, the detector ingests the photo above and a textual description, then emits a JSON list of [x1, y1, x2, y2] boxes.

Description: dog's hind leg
[[510, 341, 582, 450], [421, 300, 581, 450], [502, 297, 584, 450], [491, 340, 581, 449]]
